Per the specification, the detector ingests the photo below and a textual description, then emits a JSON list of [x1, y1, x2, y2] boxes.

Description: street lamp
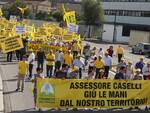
[[113, 11, 117, 43]]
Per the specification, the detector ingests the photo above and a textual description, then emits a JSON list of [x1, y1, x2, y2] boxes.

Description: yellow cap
[[29, 49, 33, 52], [72, 66, 79, 71], [128, 61, 133, 64], [59, 48, 62, 51], [147, 61, 150, 65], [140, 56, 144, 60], [135, 68, 141, 72]]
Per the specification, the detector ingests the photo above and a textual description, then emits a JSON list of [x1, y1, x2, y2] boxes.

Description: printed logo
[[41, 83, 54, 97]]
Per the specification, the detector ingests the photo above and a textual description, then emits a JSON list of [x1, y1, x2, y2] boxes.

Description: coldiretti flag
[[63, 11, 76, 26], [37, 79, 150, 108], [0, 8, 3, 16]]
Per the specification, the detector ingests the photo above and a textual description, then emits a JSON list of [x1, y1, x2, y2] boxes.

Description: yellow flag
[[17, 7, 28, 15], [0, 8, 3, 16], [61, 4, 66, 15], [63, 11, 76, 26]]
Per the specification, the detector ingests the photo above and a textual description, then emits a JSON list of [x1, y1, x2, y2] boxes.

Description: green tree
[[2, 0, 32, 19], [52, 11, 63, 22], [82, 0, 104, 38]]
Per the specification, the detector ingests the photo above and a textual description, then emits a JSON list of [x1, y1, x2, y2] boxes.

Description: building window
[[122, 26, 130, 36], [104, 10, 150, 17], [122, 25, 150, 36]]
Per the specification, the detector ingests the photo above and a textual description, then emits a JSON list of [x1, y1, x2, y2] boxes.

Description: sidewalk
[[0, 70, 4, 113]]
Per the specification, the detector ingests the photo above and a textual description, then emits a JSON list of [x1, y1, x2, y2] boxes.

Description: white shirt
[[98, 50, 104, 57], [126, 66, 134, 80], [87, 55, 96, 67], [103, 56, 112, 66], [143, 66, 150, 76], [55, 51, 64, 63], [28, 52, 35, 65], [73, 59, 84, 69]]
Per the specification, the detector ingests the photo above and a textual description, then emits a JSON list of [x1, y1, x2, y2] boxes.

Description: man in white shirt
[[87, 52, 96, 75], [103, 52, 112, 79], [28, 50, 35, 79], [98, 48, 104, 57], [73, 55, 85, 79], [54, 49, 64, 75]]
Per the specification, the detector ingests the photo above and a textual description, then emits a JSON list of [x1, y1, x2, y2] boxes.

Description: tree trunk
[[88, 25, 91, 38]]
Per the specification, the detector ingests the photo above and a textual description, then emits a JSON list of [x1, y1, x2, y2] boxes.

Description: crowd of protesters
[[12, 40, 150, 110], [15, 41, 150, 91]]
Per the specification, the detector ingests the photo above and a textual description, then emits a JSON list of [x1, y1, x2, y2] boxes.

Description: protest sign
[[68, 24, 79, 33], [28, 43, 67, 53], [63, 11, 76, 26], [36, 79, 150, 109], [0, 36, 6, 43], [1, 35, 23, 53], [15, 26, 26, 34], [10, 15, 17, 20]]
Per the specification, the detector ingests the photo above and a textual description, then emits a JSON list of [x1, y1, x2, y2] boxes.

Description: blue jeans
[[37, 61, 44, 70]]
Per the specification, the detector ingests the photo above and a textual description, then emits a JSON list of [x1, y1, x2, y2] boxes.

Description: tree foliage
[[52, 11, 63, 22], [2, 0, 32, 19], [82, 0, 104, 25], [35, 11, 53, 21]]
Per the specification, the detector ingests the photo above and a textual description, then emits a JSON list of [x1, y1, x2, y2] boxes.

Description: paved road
[[0, 62, 34, 113], [0, 68, 4, 113], [0, 42, 150, 113]]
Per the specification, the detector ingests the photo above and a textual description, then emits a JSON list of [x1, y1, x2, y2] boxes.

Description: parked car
[[132, 43, 150, 55], [147, 51, 150, 58]]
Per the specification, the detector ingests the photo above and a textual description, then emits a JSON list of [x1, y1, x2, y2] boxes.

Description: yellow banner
[[37, 79, 150, 108], [63, 11, 76, 26], [1, 35, 24, 53], [0, 36, 6, 43], [28, 43, 67, 53]]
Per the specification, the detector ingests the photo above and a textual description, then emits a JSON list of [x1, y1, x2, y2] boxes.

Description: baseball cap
[[140, 56, 144, 60], [135, 68, 141, 72], [147, 61, 150, 65]]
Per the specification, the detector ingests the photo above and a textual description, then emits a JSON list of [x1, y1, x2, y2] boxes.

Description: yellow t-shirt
[[116, 47, 124, 55], [18, 61, 29, 76], [94, 59, 104, 69], [46, 54, 55, 66], [73, 43, 79, 51], [64, 54, 73, 66], [79, 43, 83, 53]]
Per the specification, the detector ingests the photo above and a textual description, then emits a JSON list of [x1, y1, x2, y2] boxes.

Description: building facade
[[102, 0, 150, 43]]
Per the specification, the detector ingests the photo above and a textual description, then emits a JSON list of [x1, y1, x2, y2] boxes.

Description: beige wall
[[37, 0, 51, 13], [26, 0, 51, 13], [129, 30, 150, 46]]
